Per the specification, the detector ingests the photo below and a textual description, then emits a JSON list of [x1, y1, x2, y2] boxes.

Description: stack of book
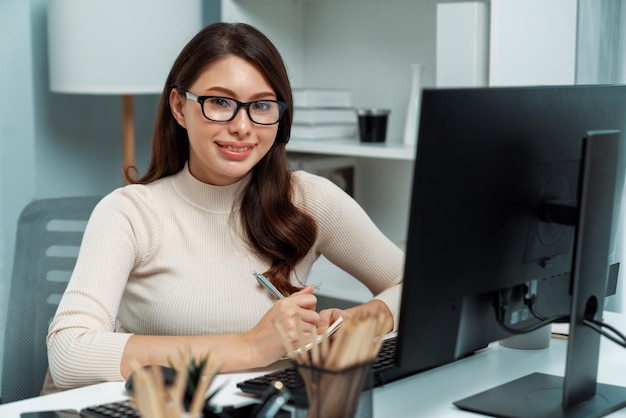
[[291, 88, 357, 139]]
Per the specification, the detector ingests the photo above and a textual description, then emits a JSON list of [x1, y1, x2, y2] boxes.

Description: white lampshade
[[47, 0, 202, 182], [48, 0, 202, 94]]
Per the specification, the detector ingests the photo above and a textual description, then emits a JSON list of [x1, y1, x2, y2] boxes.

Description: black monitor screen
[[395, 85, 626, 416]]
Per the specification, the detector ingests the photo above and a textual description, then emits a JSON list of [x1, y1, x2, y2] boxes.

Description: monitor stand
[[455, 131, 626, 418]]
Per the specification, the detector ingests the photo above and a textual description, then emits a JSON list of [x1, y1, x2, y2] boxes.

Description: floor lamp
[[47, 0, 202, 183]]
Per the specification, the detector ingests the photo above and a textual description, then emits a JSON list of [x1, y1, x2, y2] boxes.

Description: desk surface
[[2, 313, 626, 418]]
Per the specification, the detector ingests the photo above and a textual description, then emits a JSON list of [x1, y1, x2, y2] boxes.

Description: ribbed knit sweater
[[45, 165, 403, 391]]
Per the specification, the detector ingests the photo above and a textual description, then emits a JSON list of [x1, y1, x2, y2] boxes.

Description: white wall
[[221, 0, 305, 87], [0, 0, 38, 390]]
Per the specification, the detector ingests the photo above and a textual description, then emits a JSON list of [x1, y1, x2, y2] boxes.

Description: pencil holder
[[293, 361, 373, 418]]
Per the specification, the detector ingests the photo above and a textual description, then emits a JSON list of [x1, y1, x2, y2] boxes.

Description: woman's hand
[[317, 308, 352, 334], [243, 285, 320, 366], [319, 300, 394, 335]]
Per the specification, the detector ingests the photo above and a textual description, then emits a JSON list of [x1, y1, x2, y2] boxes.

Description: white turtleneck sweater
[[45, 165, 403, 391]]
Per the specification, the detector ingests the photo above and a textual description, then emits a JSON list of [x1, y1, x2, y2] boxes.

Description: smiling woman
[[44, 22, 403, 396]]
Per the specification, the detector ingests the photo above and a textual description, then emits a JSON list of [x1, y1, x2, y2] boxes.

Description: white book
[[293, 107, 357, 125], [291, 123, 357, 139], [293, 88, 352, 108]]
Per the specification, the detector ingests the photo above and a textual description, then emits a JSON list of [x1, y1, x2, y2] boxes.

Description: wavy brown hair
[[128, 22, 317, 295]]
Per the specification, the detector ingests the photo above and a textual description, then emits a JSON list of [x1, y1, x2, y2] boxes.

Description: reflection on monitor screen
[[396, 85, 626, 417]]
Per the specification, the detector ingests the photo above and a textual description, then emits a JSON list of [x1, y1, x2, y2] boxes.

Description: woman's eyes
[[206, 97, 273, 112], [209, 97, 233, 108], [251, 101, 272, 112]]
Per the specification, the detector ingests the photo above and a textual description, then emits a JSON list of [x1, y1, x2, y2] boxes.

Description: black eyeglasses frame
[[184, 91, 288, 126]]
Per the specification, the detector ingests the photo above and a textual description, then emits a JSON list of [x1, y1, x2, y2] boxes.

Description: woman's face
[[170, 55, 280, 185]]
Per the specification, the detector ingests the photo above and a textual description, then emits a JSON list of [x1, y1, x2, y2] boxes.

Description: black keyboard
[[236, 336, 398, 407], [80, 400, 140, 418], [80, 400, 252, 418]]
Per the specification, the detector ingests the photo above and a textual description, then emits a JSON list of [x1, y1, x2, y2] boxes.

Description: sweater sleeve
[[292, 171, 404, 330], [46, 186, 159, 390]]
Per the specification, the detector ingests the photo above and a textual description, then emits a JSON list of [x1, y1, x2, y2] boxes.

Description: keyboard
[[80, 400, 254, 418], [80, 400, 140, 418], [236, 336, 399, 407]]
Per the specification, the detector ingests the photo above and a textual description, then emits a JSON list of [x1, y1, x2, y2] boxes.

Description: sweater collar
[[171, 163, 250, 213]]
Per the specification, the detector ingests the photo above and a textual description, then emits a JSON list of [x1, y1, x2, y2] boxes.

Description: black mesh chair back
[[0, 196, 101, 404]]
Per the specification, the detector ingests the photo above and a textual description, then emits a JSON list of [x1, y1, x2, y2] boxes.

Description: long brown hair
[[129, 22, 317, 295]]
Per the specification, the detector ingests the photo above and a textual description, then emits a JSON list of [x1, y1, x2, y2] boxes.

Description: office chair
[[0, 196, 101, 404]]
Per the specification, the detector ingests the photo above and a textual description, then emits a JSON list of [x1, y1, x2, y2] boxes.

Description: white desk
[[2, 313, 626, 418], [0, 363, 276, 418], [374, 333, 626, 417]]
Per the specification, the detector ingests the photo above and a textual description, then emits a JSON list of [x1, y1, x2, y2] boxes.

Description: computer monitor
[[395, 85, 626, 417]]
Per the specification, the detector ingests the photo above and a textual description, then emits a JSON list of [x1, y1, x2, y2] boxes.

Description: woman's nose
[[229, 106, 253, 134]]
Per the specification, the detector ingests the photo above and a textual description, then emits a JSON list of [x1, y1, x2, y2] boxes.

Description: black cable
[[495, 289, 568, 334], [527, 296, 569, 324], [583, 317, 626, 349], [498, 314, 568, 334], [496, 283, 626, 349], [527, 299, 549, 321], [498, 303, 565, 334]]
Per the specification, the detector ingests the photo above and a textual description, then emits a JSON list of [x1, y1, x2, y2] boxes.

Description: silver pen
[[253, 271, 285, 299]]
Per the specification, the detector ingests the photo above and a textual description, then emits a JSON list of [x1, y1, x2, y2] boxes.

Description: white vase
[[403, 63, 423, 146]]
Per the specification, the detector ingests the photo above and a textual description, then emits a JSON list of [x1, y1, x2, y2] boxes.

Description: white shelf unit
[[287, 138, 416, 161], [220, 0, 438, 147]]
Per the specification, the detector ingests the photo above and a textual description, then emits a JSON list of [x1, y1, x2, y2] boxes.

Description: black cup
[[356, 108, 391, 143]]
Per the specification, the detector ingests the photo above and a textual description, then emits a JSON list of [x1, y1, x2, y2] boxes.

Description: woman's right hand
[[120, 286, 320, 377], [243, 285, 320, 366]]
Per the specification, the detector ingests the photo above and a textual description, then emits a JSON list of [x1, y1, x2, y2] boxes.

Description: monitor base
[[454, 372, 626, 418]]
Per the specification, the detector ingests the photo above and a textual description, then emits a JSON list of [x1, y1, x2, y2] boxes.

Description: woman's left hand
[[317, 308, 351, 334], [319, 300, 394, 335]]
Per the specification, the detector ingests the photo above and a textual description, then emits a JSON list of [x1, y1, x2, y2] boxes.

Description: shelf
[[286, 137, 416, 160]]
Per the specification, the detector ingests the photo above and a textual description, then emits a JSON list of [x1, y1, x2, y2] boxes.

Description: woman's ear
[[169, 88, 187, 129]]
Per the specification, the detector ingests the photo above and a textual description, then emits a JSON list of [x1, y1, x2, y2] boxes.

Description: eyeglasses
[[185, 92, 287, 125]]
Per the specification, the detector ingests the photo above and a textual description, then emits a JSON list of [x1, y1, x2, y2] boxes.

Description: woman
[[45, 22, 403, 392]]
